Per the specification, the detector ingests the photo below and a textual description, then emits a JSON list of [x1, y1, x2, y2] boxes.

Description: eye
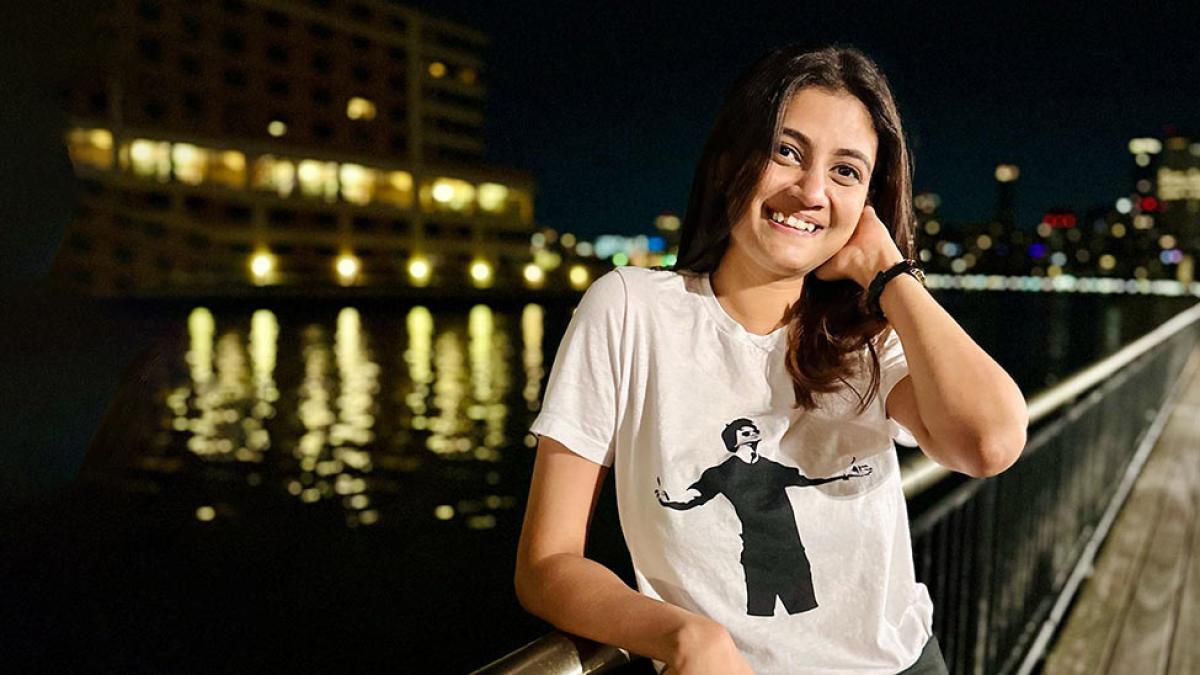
[[778, 144, 801, 162], [835, 165, 863, 182]]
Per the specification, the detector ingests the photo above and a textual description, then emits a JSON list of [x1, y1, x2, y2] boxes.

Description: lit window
[[252, 154, 296, 198], [171, 143, 206, 185], [339, 163, 377, 205], [210, 150, 246, 189], [346, 96, 377, 121], [477, 183, 509, 213], [428, 61, 447, 78], [377, 171, 414, 209], [425, 177, 475, 212], [65, 128, 113, 171], [124, 139, 171, 181], [297, 159, 338, 202]]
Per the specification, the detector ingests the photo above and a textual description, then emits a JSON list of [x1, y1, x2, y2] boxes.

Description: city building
[[55, 0, 598, 295]]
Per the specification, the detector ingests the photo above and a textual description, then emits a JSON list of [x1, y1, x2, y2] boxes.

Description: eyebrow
[[780, 128, 874, 173]]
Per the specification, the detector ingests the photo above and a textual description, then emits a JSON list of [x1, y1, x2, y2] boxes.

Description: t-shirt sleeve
[[528, 269, 627, 467], [878, 328, 919, 447]]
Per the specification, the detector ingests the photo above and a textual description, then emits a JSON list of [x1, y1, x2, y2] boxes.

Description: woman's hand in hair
[[813, 205, 904, 289]]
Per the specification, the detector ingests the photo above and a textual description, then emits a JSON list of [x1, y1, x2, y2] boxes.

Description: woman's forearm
[[878, 273, 1028, 474], [515, 552, 724, 665]]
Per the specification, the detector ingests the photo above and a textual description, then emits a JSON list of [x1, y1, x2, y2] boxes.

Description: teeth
[[770, 209, 818, 232]]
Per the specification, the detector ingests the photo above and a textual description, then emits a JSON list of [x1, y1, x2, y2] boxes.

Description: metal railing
[[474, 302, 1200, 675]]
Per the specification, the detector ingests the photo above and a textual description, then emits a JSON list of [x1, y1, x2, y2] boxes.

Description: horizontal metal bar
[[902, 300, 1200, 499]]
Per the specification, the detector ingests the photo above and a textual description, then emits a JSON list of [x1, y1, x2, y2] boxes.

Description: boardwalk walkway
[[1043, 347, 1200, 675]]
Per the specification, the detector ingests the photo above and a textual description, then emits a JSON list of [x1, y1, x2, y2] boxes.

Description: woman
[[514, 43, 1027, 674]]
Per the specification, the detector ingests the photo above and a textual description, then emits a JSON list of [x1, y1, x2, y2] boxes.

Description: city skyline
[[408, 0, 1200, 238]]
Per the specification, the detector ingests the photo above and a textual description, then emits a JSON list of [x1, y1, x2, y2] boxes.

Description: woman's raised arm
[[514, 435, 752, 673]]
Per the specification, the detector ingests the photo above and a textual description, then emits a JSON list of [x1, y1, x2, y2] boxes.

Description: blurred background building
[[55, 0, 603, 296]]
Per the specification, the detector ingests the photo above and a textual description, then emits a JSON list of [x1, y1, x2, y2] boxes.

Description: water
[[3, 291, 1195, 672]]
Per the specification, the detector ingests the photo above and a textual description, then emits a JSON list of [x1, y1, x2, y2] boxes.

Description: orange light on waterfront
[[336, 254, 361, 283], [568, 264, 589, 290], [249, 251, 275, 284], [407, 255, 432, 286], [470, 259, 493, 287]]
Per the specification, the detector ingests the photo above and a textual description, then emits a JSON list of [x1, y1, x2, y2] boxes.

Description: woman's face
[[727, 86, 879, 279]]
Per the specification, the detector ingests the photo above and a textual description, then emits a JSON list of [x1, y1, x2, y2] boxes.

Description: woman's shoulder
[[582, 265, 695, 310]]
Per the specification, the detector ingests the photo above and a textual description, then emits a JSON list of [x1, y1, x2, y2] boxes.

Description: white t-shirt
[[529, 266, 934, 674]]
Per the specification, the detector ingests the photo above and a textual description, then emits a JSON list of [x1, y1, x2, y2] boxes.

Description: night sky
[[409, 0, 1200, 239]]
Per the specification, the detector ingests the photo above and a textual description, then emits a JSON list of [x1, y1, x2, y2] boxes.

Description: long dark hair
[[672, 43, 916, 414]]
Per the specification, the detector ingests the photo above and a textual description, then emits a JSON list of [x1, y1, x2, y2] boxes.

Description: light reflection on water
[[145, 303, 545, 532]]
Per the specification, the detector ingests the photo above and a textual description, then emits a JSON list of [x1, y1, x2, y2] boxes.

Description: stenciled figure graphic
[[655, 417, 872, 616]]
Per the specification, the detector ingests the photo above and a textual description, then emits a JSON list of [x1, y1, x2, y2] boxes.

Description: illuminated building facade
[[54, 0, 590, 295]]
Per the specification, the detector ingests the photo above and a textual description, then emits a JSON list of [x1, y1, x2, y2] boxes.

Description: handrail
[[901, 299, 1200, 499], [470, 633, 634, 675]]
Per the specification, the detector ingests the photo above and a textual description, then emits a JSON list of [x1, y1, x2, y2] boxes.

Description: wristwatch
[[864, 259, 925, 321]]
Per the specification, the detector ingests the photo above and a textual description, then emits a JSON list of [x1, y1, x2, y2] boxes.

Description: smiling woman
[[516, 43, 1025, 675]]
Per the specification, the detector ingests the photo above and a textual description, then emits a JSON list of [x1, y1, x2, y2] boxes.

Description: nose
[[787, 169, 829, 209]]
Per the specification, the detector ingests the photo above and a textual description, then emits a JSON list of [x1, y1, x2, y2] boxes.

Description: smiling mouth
[[762, 205, 824, 234]]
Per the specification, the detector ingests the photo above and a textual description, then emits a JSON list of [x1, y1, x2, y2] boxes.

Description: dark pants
[[741, 549, 818, 616], [897, 634, 948, 675]]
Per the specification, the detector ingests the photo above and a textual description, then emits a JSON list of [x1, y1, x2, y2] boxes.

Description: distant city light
[[1115, 197, 1132, 214], [575, 241, 594, 257], [648, 236, 665, 252], [913, 192, 941, 214], [428, 61, 447, 78], [1140, 196, 1158, 212], [1050, 252, 1068, 267], [977, 235, 992, 250], [1037, 222, 1052, 237], [560, 233, 576, 248], [458, 67, 477, 85], [568, 264, 589, 289], [924, 220, 941, 235], [612, 252, 629, 266], [994, 164, 1020, 182], [530, 232, 546, 247], [1160, 235, 1177, 249], [267, 120, 287, 137], [1128, 138, 1162, 154], [1099, 254, 1116, 271], [195, 506, 216, 522], [1028, 243, 1047, 259], [1136, 179, 1152, 193], [1111, 223, 1126, 238], [655, 213, 681, 231], [1135, 153, 1150, 167]]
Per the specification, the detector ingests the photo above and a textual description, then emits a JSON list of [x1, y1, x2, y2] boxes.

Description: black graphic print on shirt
[[654, 417, 873, 617]]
